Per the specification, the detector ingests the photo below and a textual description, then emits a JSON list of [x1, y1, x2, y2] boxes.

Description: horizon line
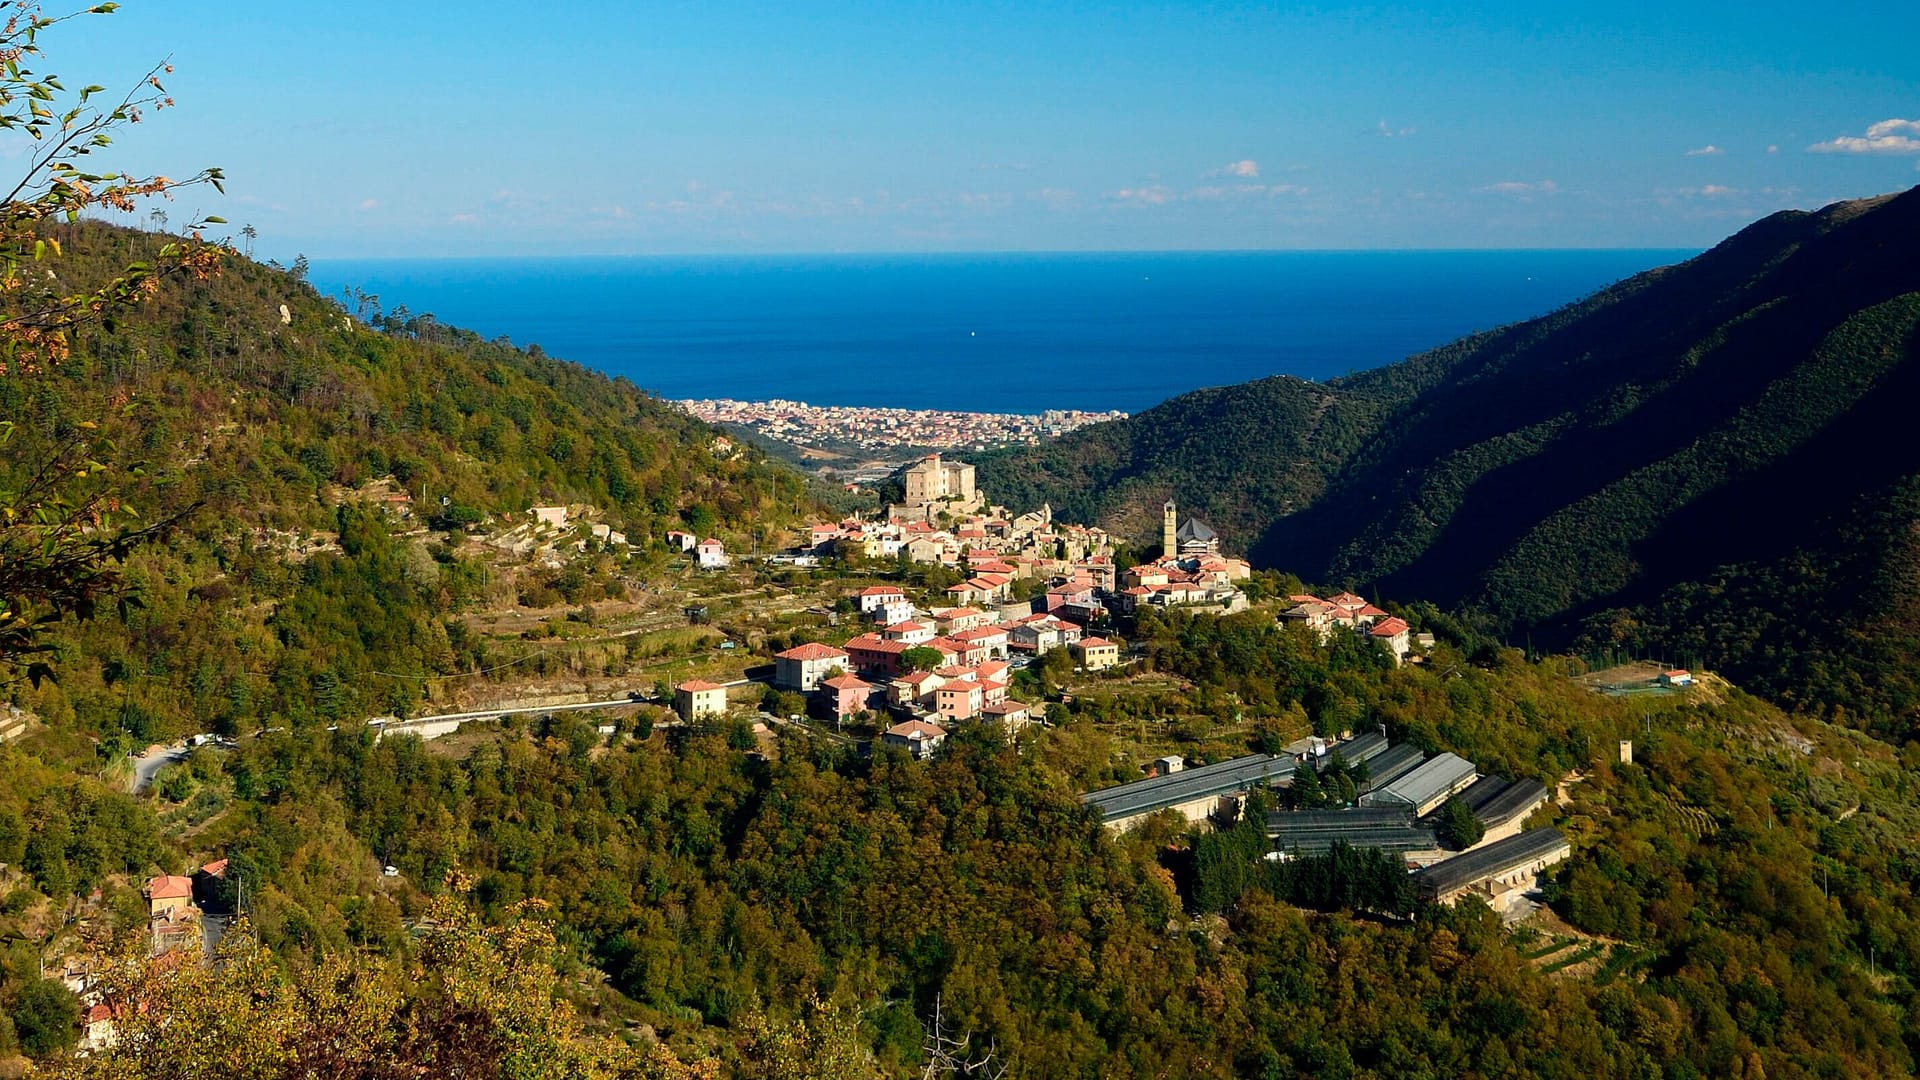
[[304, 245, 1705, 263]]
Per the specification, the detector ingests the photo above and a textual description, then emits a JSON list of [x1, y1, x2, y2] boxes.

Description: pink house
[[818, 674, 877, 720], [934, 681, 984, 722]]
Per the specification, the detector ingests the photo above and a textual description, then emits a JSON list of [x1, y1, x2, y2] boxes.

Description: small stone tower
[[1162, 499, 1178, 561]]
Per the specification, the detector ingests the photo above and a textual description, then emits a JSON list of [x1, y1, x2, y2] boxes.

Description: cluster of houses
[[663, 459, 1449, 756], [672, 455, 1259, 629], [1280, 590, 1435, 666], [1105, 499, 1254, 616], [697, 578, 1132, 754], [673, 566, 1142, 756]]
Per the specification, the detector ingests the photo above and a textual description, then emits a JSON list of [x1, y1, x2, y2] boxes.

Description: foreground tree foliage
[[0, 3, 226, 677], [56, 887, 724, 1080]]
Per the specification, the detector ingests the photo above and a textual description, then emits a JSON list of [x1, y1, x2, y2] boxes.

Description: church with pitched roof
[[1162, 499, 1222, 560]]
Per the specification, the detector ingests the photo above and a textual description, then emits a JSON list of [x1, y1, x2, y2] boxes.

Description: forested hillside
[[11, 612, 1919, 1077], [0, 222, 817, 733], [977, 186, 1920, 736]]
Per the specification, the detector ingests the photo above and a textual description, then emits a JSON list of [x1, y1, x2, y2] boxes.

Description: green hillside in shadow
[[977, 186, 1920, 735]]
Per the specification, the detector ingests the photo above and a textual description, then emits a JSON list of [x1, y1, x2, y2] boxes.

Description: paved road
[[128, 743, 186, 794]]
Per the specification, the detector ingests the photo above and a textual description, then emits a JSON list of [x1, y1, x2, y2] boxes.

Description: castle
[[890, 453, 985, 521]]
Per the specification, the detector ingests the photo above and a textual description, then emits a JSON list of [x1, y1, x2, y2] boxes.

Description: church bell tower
[[1162, 499, 1178, 561]]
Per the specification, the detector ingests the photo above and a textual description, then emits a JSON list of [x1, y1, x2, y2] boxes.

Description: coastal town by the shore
[[676, 398, 1127, 457]]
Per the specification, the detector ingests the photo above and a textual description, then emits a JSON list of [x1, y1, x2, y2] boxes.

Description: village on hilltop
[[654, 453, 1444, 761]]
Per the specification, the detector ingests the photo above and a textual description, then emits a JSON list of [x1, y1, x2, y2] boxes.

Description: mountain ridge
[[976, 185, 1920, 732]]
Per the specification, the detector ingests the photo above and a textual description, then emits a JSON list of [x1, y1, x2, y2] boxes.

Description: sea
[[309, 250, 1692, 415]]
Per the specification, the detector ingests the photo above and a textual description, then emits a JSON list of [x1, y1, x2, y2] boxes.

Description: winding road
[[128, 743, 186, 794]]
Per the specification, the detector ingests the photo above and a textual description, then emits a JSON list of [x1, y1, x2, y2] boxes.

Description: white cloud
[[1869, 118, 1920, 138], [1477, 180, 1558, 196], [956, 191, 1012, 209], [1374, 121, 1416, 138], [1111, 185, 1175, 206], [1767, 145, 1779, 154], [1029, 187, 1078, 208], [1208, 159, 1259, 178], [356, 198, 379, 211], [1686, 145, 1724, 157], [1808, 118, 1920, 154]]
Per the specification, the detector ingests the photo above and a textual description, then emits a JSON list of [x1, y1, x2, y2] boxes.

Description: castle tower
[[1162, 499, 1178, 561]]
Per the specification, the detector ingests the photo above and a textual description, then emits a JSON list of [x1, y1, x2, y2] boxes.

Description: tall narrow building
[[1163, 499, 1178, 560]]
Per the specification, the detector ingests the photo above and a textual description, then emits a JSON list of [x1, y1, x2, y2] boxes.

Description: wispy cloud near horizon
[[1686, 145, 1724, 157], [1111, 185, 1175, 206], [1477, 180, 1558, 196]]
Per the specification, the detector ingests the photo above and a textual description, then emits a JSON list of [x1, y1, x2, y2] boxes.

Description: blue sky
[[48, 1, 1920, 258]]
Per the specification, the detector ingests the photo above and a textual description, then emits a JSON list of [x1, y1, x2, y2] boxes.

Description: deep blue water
[[309, 251, 1691, 414]]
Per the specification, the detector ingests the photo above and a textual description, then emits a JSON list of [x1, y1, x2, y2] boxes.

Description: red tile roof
[[858, 586, 905, 597], [776, 642, 848, 661], [677, 679, 728, 692], [846, 635, 910, 654], [1369, 617, 1411, 637], [145, 875, 193, 901], [822, 674, 873, 690]]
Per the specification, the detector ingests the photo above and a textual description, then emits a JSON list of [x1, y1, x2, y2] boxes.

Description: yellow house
[[674, 680, 729, 720], [1073, 637, 1121, 672], [144, 875, 194, 921]]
